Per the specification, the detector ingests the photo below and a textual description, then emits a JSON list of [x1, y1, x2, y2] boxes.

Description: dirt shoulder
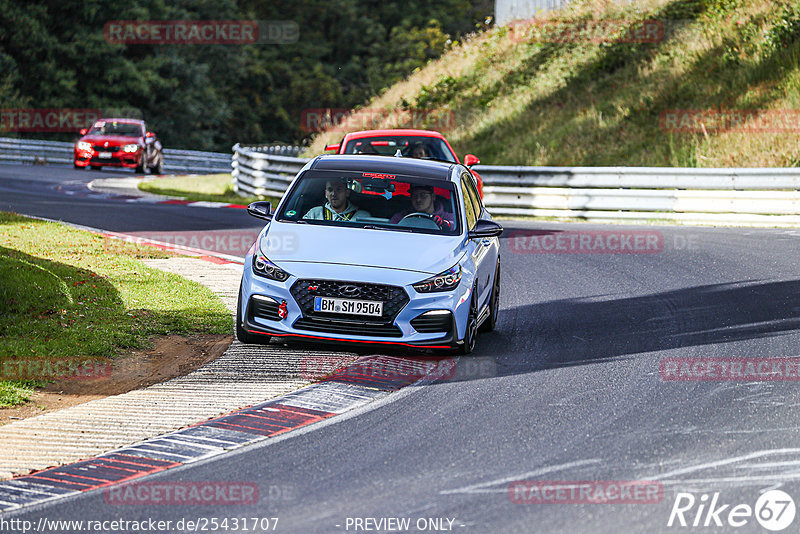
[[0, 334, 232, 426]]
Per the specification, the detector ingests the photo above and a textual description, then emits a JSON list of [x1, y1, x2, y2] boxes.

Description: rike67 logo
[[668, 490, 796, 531]]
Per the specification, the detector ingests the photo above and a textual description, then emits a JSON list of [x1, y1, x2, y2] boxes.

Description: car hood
[[79, 135, 142, 145], [261, 221, 465, 276]]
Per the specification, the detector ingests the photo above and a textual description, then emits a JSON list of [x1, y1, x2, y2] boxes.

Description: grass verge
[[307, 0, 800, 167], [0, 212, 233, 407], [139, 173, 280, 205]]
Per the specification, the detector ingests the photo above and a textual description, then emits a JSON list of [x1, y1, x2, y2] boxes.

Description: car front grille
[[289, 279, 409, 338], [290, 279, 409, 321]]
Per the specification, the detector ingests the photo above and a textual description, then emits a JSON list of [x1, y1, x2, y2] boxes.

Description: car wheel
[[480, 261, 500, 333], [90, 165, 101, 171], [236, 282, 270, 345], [73, 163, 81, 169], [458, 283, 479, 355]]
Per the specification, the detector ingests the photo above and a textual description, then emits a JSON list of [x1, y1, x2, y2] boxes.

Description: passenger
[[408, 142, 430, 158], [390, 184, 454, 230], [303, 178, 371, 222]]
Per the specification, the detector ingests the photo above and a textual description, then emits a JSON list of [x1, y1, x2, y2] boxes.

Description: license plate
[[314, 296, 383, 317], [98, 152, 112, 158]]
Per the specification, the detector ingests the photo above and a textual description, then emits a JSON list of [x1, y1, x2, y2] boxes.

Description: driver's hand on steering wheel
[[432, 214, 452, 230]]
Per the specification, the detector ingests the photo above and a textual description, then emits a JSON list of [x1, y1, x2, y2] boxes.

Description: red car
[[74, 118, 163, 174], [324, 129, 483, 197]]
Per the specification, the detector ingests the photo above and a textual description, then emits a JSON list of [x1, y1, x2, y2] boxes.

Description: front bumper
[[240, 264, 471, 350], [74, 148, 141, 168]]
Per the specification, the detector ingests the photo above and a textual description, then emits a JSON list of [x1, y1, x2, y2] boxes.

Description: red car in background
[[324, 129, 483, 197], [74, 118, 163, 174]]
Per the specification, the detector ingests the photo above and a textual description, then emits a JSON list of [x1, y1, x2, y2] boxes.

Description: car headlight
[[252, 253, 290, 282], [413, 264, 462, 293], [122, 144, 139, 153], [77, 141, 92, 151]]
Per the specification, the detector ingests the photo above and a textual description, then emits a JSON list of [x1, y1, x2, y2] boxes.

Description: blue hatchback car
[[237, 155, 502, 354]]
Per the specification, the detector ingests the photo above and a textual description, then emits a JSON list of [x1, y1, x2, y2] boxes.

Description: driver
[[390, 184, 454, 230], [303, 178, 371, 221]]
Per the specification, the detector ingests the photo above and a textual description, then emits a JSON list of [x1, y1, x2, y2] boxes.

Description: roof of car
[[343, 129, 446, 140], [309, 154, 456, 180]]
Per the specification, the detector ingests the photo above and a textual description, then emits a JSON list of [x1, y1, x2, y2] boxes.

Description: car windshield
[[88, 121, 142, 137], [276, 170, 460, 235], [343, 136, 457, 162]]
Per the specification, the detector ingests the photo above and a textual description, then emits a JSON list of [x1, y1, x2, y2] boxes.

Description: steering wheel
[[398, 212, 440, 230], [400, 212, 434, 222]]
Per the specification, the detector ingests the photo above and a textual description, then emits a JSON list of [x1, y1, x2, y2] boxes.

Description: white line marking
[[650, 449, 800, 480]]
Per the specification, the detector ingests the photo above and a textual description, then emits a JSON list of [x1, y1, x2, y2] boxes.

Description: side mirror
[[324, 143, 340, 152], [464, 154, 480, 167], [247, 201, 272, 221], [468, 219, 503, 238], [146, 131, 155, 138], [79, 128, 88, 135]]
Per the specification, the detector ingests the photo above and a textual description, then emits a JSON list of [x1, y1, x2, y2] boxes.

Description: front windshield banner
[[342, 136, 457, 162]]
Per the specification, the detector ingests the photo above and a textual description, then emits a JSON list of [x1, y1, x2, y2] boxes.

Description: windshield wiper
[[362, 225, 412, 232]]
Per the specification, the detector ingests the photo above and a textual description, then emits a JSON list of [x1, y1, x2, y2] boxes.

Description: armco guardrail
[[0, 137, 231, 174], [230, 146, 800, 227], [478, 166, 800, 226], [232, 143, 307, 197]]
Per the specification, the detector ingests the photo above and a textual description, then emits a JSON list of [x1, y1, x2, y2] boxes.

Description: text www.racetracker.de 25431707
[[0, 516, 279, 533]]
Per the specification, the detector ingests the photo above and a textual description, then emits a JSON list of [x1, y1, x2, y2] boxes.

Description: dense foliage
[[0, 0, 491, 150]]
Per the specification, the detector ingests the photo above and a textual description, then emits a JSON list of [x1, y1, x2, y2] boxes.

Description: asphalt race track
[[0, 164, 262, 236], [3, 163, 800, 533]]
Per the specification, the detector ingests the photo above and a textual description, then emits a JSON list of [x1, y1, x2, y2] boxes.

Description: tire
[[73, 163, 81, 169], [480, 261, 500, 333], [458, 283, 479, 355], [235, 282, 270, 344], [90, 165, 102, 171]]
